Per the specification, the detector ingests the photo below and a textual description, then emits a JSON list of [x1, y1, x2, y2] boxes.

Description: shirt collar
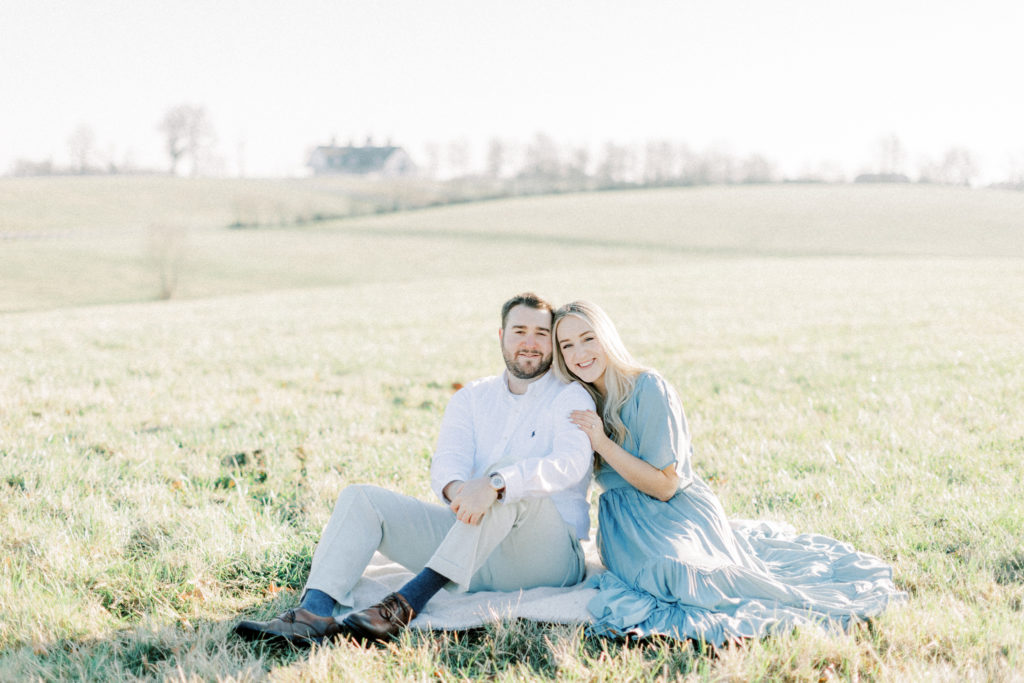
[[501, 369, 556, 397]]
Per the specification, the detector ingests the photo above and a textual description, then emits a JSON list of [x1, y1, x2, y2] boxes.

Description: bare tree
[[643, 139, 677, 185], [876, 133, 907, 177], [67, 124, 97, 174], [917, 156, 942, 184], [486, 138, 505, 179], [938, 147, 978, 186], [447, 139, 471, 178], [596, 141, 629, 187], [564, 145, 590, 183], [674, 143, 698, 184], [1006, 151, 1024, 188], [422, 142, 441, 179], [919, 147, 979, 186], [159, 107, 188, 174], [738, 153, 778, 184], [689, 145, 737, 185], [158, 104, 214, 176], [521, 132, 563, 180], [147, 223, 187, 299]]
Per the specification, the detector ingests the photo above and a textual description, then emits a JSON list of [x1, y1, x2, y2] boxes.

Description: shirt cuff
[[432, 471, 469, 503]]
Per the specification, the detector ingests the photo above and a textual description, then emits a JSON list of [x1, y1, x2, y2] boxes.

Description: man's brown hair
[[500, 292, 554, 329]]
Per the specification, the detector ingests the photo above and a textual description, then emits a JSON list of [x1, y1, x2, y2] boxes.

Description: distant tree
[[564, 145, 590, 183], [596, 141, 629, 187], [67, 124, 97, 174], [692, 145, 737, 185], [422, 142, 441, 179], [673, 143, 698, 184], [147, 223, 186, 299], [447, 139, 471, 178], [521, 132, 563, 180], [738, 153, 778, 184], [643, 140, 677, 185], [158, 104, 214, 176], [159, 107, 189, 174], [1006, 151, 1024, 188], [938, 147, 978, 187], [486, 138, 505, 178], [918, 147, 979, 186], [875, 133, 907, 177], [917, 156, 942, 184]]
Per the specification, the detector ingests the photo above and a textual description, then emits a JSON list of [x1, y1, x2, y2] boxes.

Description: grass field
[[1, 179, 1023, 680], [4, 178, 1023, 312]]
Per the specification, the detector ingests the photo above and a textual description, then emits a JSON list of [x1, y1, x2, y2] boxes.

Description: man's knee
[[331, 484, 420, 524], [328, 483, 385, 520], [335, 482, 398, 504]]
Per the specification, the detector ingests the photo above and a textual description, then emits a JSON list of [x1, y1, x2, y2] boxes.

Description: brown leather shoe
[[234, 607, 343, 647], [340, 592, 417, 643]]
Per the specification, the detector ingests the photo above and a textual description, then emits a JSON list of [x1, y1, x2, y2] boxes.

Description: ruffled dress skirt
[[588, 476, 905, 645]]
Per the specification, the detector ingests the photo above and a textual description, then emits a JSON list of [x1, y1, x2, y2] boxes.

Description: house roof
[[310, 145, 406, 173]]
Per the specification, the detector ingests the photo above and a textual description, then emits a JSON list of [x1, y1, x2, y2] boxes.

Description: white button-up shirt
[[430, 370, 596, 539]]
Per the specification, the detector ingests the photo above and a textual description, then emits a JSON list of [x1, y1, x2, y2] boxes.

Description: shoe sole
[[233, 621, 322, 648], [337, 618, 401, 646]]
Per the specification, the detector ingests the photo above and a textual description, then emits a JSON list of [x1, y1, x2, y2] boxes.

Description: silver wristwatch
[[489, 472, 506, 500]]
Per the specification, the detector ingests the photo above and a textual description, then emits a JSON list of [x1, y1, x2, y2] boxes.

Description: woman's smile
[[556, 314, 608, 391]]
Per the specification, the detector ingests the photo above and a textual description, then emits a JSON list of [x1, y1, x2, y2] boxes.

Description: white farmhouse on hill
[[308, 143, 417, 177]]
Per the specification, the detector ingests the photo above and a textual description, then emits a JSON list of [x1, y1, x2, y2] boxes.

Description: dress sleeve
[[630, 374, 690, 472]]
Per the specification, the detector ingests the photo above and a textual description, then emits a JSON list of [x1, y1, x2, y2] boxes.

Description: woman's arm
[[571, 409, 679, 501]]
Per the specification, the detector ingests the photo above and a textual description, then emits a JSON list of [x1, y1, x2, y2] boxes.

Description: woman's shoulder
[[629, 370, 685, 414], [631, 370, 672, 398]]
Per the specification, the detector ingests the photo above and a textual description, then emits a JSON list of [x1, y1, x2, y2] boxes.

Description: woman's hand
[[572, 409, 679, 501], [571, 409, 608, 451]]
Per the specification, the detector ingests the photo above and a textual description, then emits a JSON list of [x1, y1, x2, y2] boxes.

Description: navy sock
[[397, 567, 450, 614], [299, 588, 336, 617]]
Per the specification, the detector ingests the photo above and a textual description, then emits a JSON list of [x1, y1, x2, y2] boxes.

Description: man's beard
[[503, 348, 552, 380]]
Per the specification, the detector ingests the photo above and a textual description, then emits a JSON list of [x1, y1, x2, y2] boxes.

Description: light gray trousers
[[303, 484, 586, 609]]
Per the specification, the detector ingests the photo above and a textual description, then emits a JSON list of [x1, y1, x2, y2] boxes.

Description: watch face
[[490, 474, 505, 489]]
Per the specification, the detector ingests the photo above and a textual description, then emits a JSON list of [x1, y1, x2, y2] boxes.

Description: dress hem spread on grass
[[588, 373, 906, 646], [586, 509, 905, 645]]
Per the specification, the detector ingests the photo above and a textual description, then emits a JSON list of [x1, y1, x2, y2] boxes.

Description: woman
[[553, 300, 903, 645]]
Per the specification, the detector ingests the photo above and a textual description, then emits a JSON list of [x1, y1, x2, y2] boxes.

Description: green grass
[[0, 174, 476, 235], [3, 179, 1023, 312], [1, 182, 1023, 679]]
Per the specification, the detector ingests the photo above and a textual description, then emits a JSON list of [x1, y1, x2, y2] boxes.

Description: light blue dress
[[587, 372, 905, 644]]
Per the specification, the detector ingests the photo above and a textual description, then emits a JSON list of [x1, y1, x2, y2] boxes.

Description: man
[[234, 292, 595, 645]]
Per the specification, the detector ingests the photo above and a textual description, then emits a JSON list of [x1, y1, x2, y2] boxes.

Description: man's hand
[[449, 477, 498, 525], [442, 480, 465, 503]]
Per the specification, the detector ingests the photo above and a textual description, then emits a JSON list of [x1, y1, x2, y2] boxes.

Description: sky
[[2, 0, 1022, 180]]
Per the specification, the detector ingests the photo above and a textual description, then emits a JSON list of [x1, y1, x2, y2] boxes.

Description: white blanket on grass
[[334, 542, 604, 630]]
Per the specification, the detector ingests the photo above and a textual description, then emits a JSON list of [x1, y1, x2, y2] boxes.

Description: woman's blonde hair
[[553, 300, 647, 446]]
